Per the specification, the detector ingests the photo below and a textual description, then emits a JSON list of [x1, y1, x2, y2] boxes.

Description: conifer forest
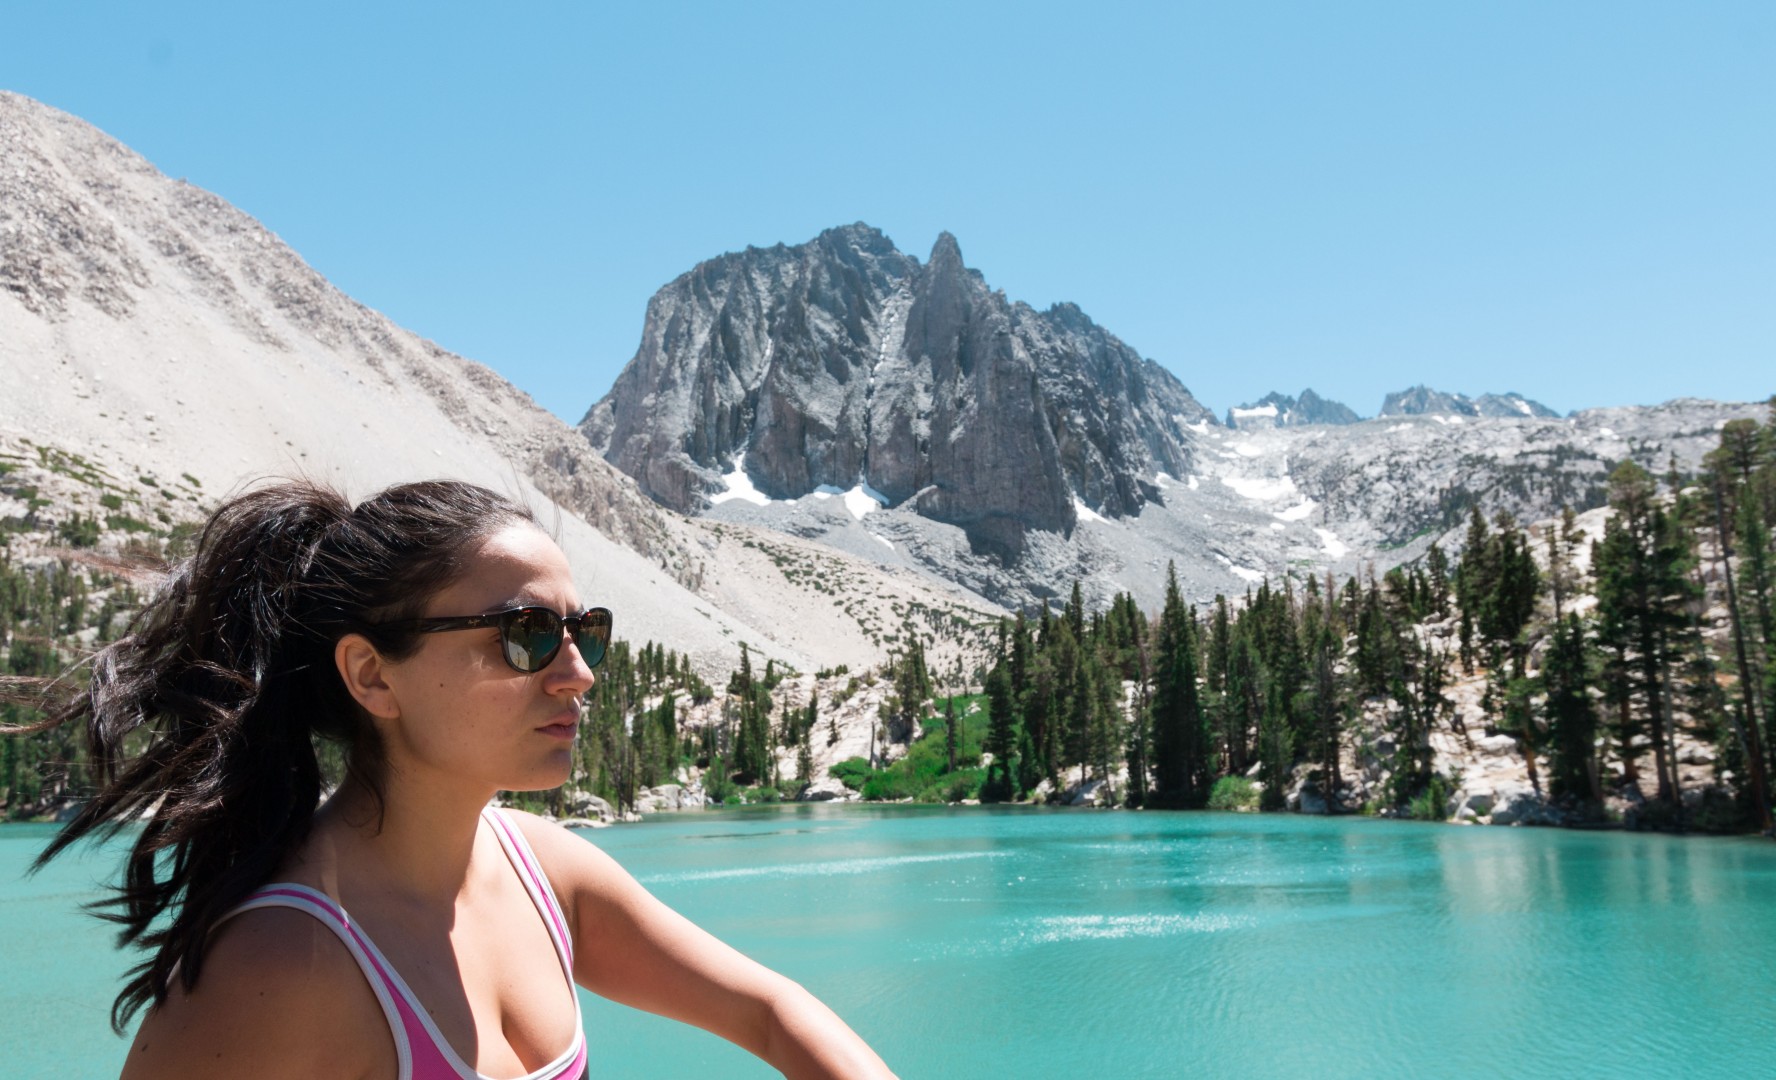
[[5, 405, 1776, 836]]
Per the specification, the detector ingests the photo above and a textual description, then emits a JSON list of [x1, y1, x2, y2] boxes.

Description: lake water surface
[[5, 807, 1773, 1078]]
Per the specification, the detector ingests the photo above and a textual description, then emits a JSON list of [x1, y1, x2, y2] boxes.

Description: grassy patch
[[105, 514, 156, 534], [1207, 775, 1260, 811], [831, 695, 988, 803]]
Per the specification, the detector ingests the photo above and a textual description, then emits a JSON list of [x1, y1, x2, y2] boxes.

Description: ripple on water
[[638, 849, 1009, 885], [1021, 911, 1256, 943]]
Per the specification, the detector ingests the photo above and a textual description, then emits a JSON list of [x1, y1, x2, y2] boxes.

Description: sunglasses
[[386, 605, 613, 673]]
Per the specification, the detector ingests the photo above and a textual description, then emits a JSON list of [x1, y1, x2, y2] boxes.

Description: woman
[[33, 479, 894, 1079]]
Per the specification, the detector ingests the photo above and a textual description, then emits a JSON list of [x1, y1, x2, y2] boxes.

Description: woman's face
[[375, 522, 596, 793]]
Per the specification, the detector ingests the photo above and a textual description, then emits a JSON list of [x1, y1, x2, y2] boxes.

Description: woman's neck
[[313, 773, 500, 906]]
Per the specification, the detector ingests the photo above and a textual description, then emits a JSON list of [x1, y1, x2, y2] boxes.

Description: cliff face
[[583, 224, 916, 512], [582, 226, 1214, 555]]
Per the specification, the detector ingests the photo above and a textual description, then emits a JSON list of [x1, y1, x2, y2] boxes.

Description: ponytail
[[30, 478, 532, 1031]]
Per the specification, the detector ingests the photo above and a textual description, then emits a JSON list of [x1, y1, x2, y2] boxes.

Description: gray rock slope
[[581, 225, 1216, 556], [0, 92, 1004, 676]]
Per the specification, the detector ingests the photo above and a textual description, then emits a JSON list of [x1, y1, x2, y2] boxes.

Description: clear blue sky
[[5, 1, 1771, 421]]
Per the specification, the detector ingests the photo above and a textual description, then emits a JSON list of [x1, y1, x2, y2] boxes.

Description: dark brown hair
[[29, 478, 532, 1031]]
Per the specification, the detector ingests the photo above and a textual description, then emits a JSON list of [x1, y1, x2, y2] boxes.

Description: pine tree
[[728, 644, 772, 784], [983, 662, 1018, 801], [1593, 462, 1693, 803], [1543, 612, 1599, 805], [1205, 595, 1236, 774], [1425, 542, 1451, 619], [1150, 564, 1205, 806], [944, 693, 959, 774]]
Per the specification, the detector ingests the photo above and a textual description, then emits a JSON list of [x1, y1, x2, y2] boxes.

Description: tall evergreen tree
[[1593, 462, 1694, 803], [1542, 613, 1599, 804], [983, 661, 1018, 801], [1150, 564, 1206, 806]]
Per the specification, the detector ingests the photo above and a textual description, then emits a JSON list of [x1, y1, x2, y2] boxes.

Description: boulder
[[1477, 734, 1519, 756], [565, 790, 616, 823], [1488, 782, 1561, 826], [635, 783, 696, 813], [1449, 787, 1495, 818], [797, 777, 853, 802], [1065, 779, 1107, 807]]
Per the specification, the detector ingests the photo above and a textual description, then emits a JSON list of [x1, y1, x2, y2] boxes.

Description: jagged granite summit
[[1225, 389, 1360, 430], [1380, 385, 1560, 419], [581, 225, 1216, 555]]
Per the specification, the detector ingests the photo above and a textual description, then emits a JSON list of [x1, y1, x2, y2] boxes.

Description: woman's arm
[[512, 813, 896, 1080]]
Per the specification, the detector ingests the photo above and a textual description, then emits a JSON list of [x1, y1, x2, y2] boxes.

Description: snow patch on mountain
[[845, 480, 889, 520], [709, 454, 774, 506], [1315, 528, 1351, 558], [1221, 474, 1298, 502]]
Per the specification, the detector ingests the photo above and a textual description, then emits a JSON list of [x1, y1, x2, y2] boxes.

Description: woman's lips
[[537, 713, 579, 739]]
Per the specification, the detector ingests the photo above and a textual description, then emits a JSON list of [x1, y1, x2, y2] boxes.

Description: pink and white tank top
[[228, 807, 589, 1080]]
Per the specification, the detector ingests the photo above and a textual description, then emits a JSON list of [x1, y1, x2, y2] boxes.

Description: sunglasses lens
[[503, 608, 564, 673], [579, 608, 612, 669]]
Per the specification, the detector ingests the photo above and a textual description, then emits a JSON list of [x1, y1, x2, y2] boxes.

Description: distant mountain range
[[1380, 386, 1560, 420], [1225, 386, 1559, 429], [582, 225, 1762, 609], [3, 89, 1763, 622]]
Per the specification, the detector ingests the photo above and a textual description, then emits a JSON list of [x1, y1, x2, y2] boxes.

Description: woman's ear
[[335, 634, 400, 720]]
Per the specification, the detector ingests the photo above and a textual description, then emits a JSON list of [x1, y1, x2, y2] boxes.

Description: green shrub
[[1208, 776, 1259, 812], [703, 755, 736, 803], [829, 757, 872, 791], [941, 772, 981, 802], [57, 514, 100, 548], [1407, 774, 1454, 821], [106, 514, 153, 534]]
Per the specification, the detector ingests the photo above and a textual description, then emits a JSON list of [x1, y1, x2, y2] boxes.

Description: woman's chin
[[507, 754, 574, 794]]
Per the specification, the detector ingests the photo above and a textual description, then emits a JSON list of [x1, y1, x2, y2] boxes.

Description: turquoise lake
[[5, 807, 1774, 1078]]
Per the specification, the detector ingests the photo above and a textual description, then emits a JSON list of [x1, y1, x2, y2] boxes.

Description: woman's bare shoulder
[[120, 905, 394, 1080], [501, 808, 625, 877]]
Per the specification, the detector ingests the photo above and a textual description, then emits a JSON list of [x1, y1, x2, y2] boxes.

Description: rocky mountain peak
[[1226, 388, 1360, 430], [1380, 385, 1558, 419], [927, 230, 964, 272], [1381, 385, 1479, 417], [1474, 392, 1561, 419], [583, 225, 1216, 558]]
